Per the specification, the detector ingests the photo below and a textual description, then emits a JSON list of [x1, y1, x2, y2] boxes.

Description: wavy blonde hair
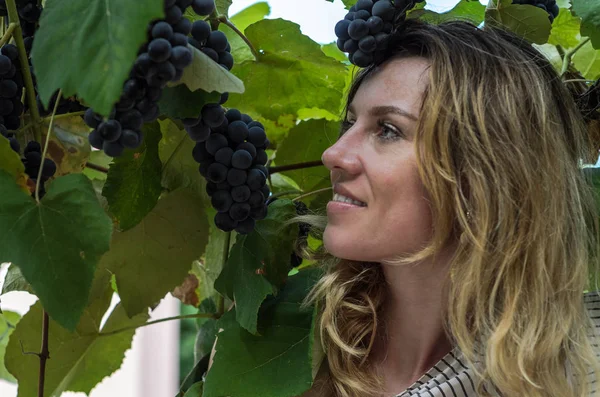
[[294, 19, 600, 397]]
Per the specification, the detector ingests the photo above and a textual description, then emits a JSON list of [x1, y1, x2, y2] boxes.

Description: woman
[[295, 18, 600, 397]]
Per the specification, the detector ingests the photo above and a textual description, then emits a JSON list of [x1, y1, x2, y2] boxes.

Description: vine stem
[[268, 160, 323, 174], [219, 16, 259, 60], [98, 312, 217, 338], [292, 186, 332, 202], [41, 110, 86, 123], [38, 311, 49, 397], [5, 0, 42, 142], [561, 37, 591, 77], [35, 89, 61, 203], [85, 162, 109, 174], [217, 231, 232, 316], [0, 22, 16, 47]]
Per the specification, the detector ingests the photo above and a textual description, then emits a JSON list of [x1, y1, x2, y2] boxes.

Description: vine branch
[[268, 160, 324, 174], [35, 89, 61, 203], [292, 186, 332, 202], [85, 162, 109, 174], [561, 38, 591, 77], [98, 312, 217, 338], [5, 0, 42, 142], [38, 311, 49, 397], [219, 16, 259, 60], [0, 22, 16, 47]]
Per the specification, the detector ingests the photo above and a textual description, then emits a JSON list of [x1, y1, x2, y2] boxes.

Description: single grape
[[235, 217, 256, 235], [231, 149, 253, 169], [214, 146, 233, 166], [206, 31, 228, 53], [206, 182, 217, 196], [98, 120, 122, 142], [374, 32, 389, 50], [248, 127, 267, 146], [227, 120, 249, 144], [152, 21, 174, 40], [229, 202, 251, 221], [248, 191, 265, 208], [247, 168, 267, 191], [358, 35, 377, 53], [356, 0, 374, 11], [103, 140, 125, 157], [254, 149, 268, 165], [0, 55, 10, 75], [24, 141, 41, 154], [250, 205, 268, 221], [344, 39, 359, 53], [119, 109, 143, 130], [241, 114, 253, 124], [148, 38, 172, 63], [89, 129, 104, 149], [212, 117, 229, 134], [335, 19, 351, 40], [0, 44, 18, 61], [212, 189, 233, 212], [120, 129, 142, 149], [170, 46, 193, 69], [260, 183, 271, 199], [219, 52, 234, 70], [41, 158, 57, 178], [354, 10, 371, 20], [231, 185, 251, 203], [219, 92, 229, 105], [205, 133, 229, 155], [171, 32, 189, 47], [225, 108, 242, 122], [165, 5, 183, 24], [9, 137, 19, 153], [201, 104, 225, 128], [173, 17, 192, 35], [214, 212, 237, 232], [201, 47, 219, 63], [84, 108, 102, 128], [353, 49, 374, 67], [192, 142, 212, 163], [348, 19, 369, 41], [191, 20, 211, 43], [247, 120, 264, 129], [372, 0, 395, 21], [0, 80, 18, 98], [254, 164, 268, 178], [236, 142, 257, 159], [366, 16, 384, 34], [192, 0, 216, 15], [227, 168, 247, 186], [186, 121, 211, 142], [207, 162, 228, 183], [0, 98, 13, 116]]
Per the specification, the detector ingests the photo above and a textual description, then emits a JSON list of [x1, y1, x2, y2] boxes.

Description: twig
[[35, 89, 61, 203], [0, 22, 16, 47], [41, 110, 86, 123], [98, 312, 217, 338], [38, 311, 50, 397], [561, 38, 591, 77], [292, 186, 332, 202], [268, 160, 324, 174], [219, 16, 259, 60], [6, 0, 42, 142], [269, 189, 304, 199], [85, 162, 109, 174]]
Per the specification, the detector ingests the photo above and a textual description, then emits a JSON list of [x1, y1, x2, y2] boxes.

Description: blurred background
[[0, 0, 485, 396]]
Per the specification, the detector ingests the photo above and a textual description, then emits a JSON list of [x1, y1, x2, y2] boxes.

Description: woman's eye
[[377, 121, 402, 141]]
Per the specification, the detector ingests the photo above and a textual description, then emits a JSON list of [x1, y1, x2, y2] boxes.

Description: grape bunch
[[334, 0, 423, 67], [0, 44, 24, 131], [512, 0, 559, 23], [188, 19, 234, 72], [0, 0, 43, 53], [1, 127, 57, 198], [84, 0, 216, 157], [190, 108, 271, 234]]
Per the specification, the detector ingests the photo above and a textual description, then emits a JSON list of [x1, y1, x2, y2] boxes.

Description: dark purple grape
[[344, 39, 359, 53], [0, 55, 10, 75], [212, 189, 233, 212], [103, 141, 125, 157], [225, 108, 242, 122], [372, 0, 395, 21], [152, 21, 174, 40], [98, 120, 122, 142], [119, 109, 143, 130], [348, 19, 369, 40], [231, 185, 251, 202], [192, 0, 216, 15], [254, 149, 268, 165], [335, 20, 351, 40], [89, 129, 104, 149], [247, 120, 264, 129], [201, 104, 225, 128], [171, 32, 189, 47], [356, 0, 374, 12], [354, 10, 371, 20], [24, 141, 41, 154], [219, 51, 234, 70], [247, 168, 266, 191], [186, 121, 211, 142], [0, 44, 18, 61], [173, 17, 192, 35], [248, 127, 266, 146], [219, 92, 229, 105], [191, 20, 211, 43], [227, 168, 246, 186], [119, 130, 142, 149], [84, 108, 102, 128], [229, 202, 250, 221], [250, 205, 268, 221], [206, 182, 218, 196], [358, 35, 377, 53], [165, 5, 183, 24], [9, 137, 19, 153], [205, 133, 229, 155], [227, 120, 248, 144], [170, 46, 193, 69], [201, 47, 219, 63], [214, 146, 233, 166], [41, 158, 57, 178], [231, 149, 253, 169], [214, 212, 237, 232], [352, 50, 373, 67], [148, 38, 172, 62], [0, 98, 13, 116], [366, 16, 384, 34], [206, 31, 228, 52], [236, 142, 256, 159], [192, 142, 212, 163], [241, 113, 253, 124], [207, 162, 228, 183], [248, 191, 265, 208], [0, 80, 18, 98]]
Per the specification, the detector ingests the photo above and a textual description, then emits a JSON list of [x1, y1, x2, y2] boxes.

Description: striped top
[[394, 291, 600, 397]]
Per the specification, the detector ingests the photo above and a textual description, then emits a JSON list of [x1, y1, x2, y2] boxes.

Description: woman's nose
[[321, 130, 362, 176]]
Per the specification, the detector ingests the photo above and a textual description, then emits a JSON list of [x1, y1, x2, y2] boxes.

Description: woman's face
[[321, 56, 433, 263]]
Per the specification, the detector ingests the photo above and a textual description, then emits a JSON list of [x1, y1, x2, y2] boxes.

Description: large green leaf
[[548, 7, 582, 49], [486, 0, 552, 45], [204, 268, 323, 397], [572, 40, 600, 80], [412, 0, 485, 25], [159, 118, 206, 198], [225, 19, 347, 127], [99, 188, 210, 317], [5, 285, 148, 397], [102, 122, 163, 231], [0, 264, 32, 295], [158, 86, 220, 119], [214, 199, 298, 334], [31, 0, 164, 116], [275, 119, 337, 195], [219, 2, 271, 65], [169, 44, 245, 94], [184, 382, 204, 397], [0, 310, 20, 383], [0, 172, 112, 331], [572, 0, 600, 49]]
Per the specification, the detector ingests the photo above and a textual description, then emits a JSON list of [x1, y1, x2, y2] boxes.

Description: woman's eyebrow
[[348, 104, 418, 121]]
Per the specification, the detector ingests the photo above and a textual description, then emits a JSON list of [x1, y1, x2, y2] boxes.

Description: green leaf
[[321, 42, 348, 63], [225, 19, 347, 125], [548, 7, 582, 48], [572, 0, 600, 49], [195, 210, 229, 304], [486, 0, 552, 45], [5, 290, 149, 397], [413, 0, 485, 25], [0, 310, 20, 383], [159, 118, 206, 198], [216, 0, 233, 16], [0, 136, 25, 180], [204, 268, 323, 397], [102, 122, 163, 231], [99, 188, 210, 317], [83, 150, 113, 181], [214, 199, 298, 334], [0, 171, 113, 331], [0, 264, 33, 295], [275, 119, 337, 196], [158, 86, 220, 119], [31, 0, 164, 116], [572, 40, 600, 80], [184, 381, 204, 397], [219, 2, 271, 65], [169, 44, 245, 94]]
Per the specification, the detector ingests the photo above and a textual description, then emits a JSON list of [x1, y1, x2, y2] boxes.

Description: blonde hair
[[295, 19, 600, 397]]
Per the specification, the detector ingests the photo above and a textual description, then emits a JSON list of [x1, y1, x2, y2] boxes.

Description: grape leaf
[[219, 2, 271, 65], [102, 122, 163, 231], [0, 136, 25, 180], [411, 0, 485, 25], [0, 264, 32, 295], [0, 310, 20, 383], [169, 44, 245, 94], [184, 381, 204, 397], [44, 115, 92, 177], [31, 0, 164, 116], [486, 0, 552, 45], [548, 8, 582, 49], [0, 171, 113, 331], [99, 188, 210, 317], [159, 118, 207, 198], [204, 268, 323, 397], [216, 0, 233, 16], [225, 19, 347, 124], [214, 199, 298, 335], [573, 40, 600, 80], [275, 119, 337, 197], [158, 86, 220, 119], [5, 281, 149, 397], [572, 0, 600, 49]]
